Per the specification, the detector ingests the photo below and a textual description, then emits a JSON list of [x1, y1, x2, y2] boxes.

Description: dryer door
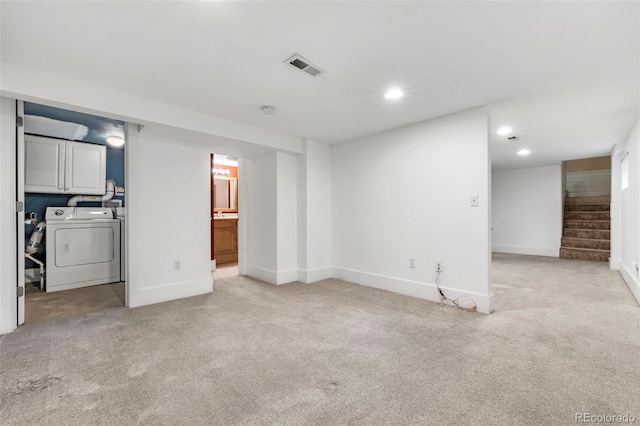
[[54, 226, 115, 267], [47, 222, 120, 292]]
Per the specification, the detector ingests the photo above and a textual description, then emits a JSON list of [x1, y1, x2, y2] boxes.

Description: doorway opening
[[559, 156, 611, 261], [19, 101, 127, 324], [211, 153, 239, 281]]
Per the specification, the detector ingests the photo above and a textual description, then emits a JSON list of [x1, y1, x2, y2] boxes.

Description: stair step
[[564, 204, 610, 212], [564, 220, 610, 230], [563, 229, 610, 239], [560, 247, 610, 262], [563, 211, 610, 221], [564, 196, 611, 205], [561, 237, 610, 250]]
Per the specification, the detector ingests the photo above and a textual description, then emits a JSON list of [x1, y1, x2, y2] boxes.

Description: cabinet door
[[213, 219, 238, 264], [214, 222, 235, 254], [25, 135, 65, 193], [65, 141, 106, 194]]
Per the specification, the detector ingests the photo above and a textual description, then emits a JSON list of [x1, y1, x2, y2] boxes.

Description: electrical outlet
[[409, 258, 416, 268], [174, 260, 182, 270], [435, 261, 443, 272]]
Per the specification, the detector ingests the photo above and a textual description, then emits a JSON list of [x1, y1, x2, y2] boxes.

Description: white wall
[[244, 151, 299, 285], [611, 119, 640, 304], [610, 144, 621, 267], [297, 139, 332, 283], [245, 152, 278, 282], [332, 108, 493, 313], [237, 158, 248, 276], [492, 165, 563, 257], [126, 125, 213, 307], [0, 97, 17, 333], [275, 151, 298, 283]]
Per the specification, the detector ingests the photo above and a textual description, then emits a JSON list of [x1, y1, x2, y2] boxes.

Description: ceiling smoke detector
[[284, 54, 325, 78], [261, 105, 277, 115]]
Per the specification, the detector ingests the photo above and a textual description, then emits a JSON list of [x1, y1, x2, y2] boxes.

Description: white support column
[[297, 139, 333, 283]]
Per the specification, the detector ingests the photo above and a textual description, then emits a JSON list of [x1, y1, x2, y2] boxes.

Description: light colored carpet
[[25, 282, 125, 324], [1, 254, 638, 425]]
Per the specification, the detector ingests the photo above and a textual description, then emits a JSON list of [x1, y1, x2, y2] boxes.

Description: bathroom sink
[[214, 214, 238, 219]]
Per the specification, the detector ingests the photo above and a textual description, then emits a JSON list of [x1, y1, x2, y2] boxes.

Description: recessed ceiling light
[[106, 136, 125, 147], [518, 149, 531, 156], [497, 127, 513, 135], [384, 89, 404, 100]]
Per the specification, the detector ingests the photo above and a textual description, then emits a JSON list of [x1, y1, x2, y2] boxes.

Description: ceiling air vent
[[507, 135, 520, 141], [284, 54, 324, 78]]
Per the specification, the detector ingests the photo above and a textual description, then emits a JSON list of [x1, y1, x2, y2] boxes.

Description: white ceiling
[[1, 1, 638, 169]]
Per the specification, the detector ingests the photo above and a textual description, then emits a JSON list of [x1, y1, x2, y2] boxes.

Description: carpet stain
[[3, 374, 62, 396]]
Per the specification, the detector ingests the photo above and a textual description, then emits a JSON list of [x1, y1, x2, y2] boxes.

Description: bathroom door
[[16, 100, 25, 325]]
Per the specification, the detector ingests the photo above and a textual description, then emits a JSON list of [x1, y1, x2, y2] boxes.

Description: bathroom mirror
[[213, 177, 237, 212]]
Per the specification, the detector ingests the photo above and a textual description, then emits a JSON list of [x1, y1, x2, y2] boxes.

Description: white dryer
[[45, 207, 121, 292]]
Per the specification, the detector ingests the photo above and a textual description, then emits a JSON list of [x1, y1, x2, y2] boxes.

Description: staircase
[[560, 196, 610, 261]]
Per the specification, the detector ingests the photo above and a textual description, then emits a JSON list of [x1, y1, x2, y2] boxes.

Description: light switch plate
[[470, 194, 479, 207]]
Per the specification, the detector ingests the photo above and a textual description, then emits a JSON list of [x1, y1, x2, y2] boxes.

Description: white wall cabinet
[[25, 135, 106, 195]]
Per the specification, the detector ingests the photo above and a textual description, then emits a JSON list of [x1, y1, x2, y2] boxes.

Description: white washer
[[45, 207, 121, 292]]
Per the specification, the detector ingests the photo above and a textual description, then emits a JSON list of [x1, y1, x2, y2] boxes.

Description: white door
[[65, 141, 106, 194], [17, 101, 25, 326], [24, 135, 65, 193]]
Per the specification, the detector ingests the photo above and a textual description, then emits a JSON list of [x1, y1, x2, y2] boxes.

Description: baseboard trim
[[211, 259, 216, 272], [47, 276, 121, 293], [298, 267, 333, 284], [246, 265, 276, 284], [332, 266, 493, 314], [492, 245, 559, 257], [610, 258, 621, 270], [245, 265, 299, 285], [616, 262, 640, 306], [277, 268, 298, 285], [130, 278, 213, 308]]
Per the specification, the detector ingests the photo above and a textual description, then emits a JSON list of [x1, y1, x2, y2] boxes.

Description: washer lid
[[46, 207, 115, 221]]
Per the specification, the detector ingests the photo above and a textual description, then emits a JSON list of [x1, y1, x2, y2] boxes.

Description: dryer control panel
[[46, 207, 115, 221]]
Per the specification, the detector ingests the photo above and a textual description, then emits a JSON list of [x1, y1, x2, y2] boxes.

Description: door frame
[[237, 158, 246, 276], [16, 100, 25, 325], [0, 98, 18, 333], [210, 153, 216, 271]]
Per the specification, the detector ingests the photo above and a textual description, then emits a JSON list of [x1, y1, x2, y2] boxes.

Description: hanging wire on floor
[[435, 270, 477, 312], [6, 374, 62, 395]]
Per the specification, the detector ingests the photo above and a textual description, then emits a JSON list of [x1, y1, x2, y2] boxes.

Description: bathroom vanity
[[213, 216, 238, 264], [212, 163, 238, 266]]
